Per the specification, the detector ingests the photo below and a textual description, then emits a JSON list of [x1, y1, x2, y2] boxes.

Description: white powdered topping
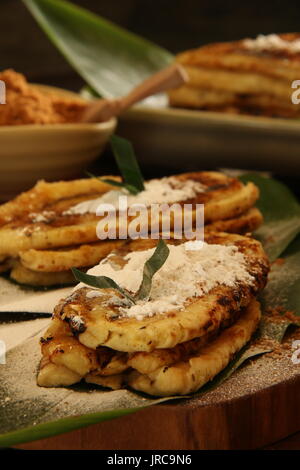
[[185, 240, 204, 251], [64, 177, 206, 215], [29, 210, 56, 223], [78, 240, 254, 320], [70, 315, 85, 329], [86, 289, 105, 299], [243, 34, 300, 54]]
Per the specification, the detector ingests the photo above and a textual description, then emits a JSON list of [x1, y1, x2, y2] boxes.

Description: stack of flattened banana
[[0, 172, 262, 287], [37, 234, 269, 396], [168, 33, 300, 117]]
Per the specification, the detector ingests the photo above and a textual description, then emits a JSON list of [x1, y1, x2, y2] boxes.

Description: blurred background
[[2, 0, 300, 91], [1, 0, 300, 192]]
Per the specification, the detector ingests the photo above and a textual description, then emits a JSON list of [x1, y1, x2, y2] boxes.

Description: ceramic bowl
[[0, 85, 116, 200]]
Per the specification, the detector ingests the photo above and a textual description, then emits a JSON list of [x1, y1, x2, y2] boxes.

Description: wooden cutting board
[[17, 337, 300, 450]]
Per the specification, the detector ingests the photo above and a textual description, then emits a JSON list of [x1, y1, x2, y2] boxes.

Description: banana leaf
[[240, 175, 300, 341], [240, 174, 300, 261], [260, 235, 300, 341], [0, 328, 269, 447], [3, 3, 300, 444], [0, 171, 298, 444], [23, 0, 173, 98]]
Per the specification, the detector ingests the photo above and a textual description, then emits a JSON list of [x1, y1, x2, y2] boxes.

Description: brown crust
[[176, 33, 300, 78], [0, 172, 254, 228], [38, 298, 262, 392], [205, 207, 263, 235], [53, 233, 269, 353], [127, 299, 262, 396], [169, 34, 300, 117], [0, 172, 260, 260]]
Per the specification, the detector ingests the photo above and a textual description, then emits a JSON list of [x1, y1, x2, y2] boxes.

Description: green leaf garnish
[[101, 179, 140, 195], [135, 239, 170, 301], [72, 240, 169, 304], [85, 171, 127, 191], [85, 174, 140, 195], [23, 0, 173, 98], [85, 136, 145, 195], [72, 268, 135, 305], [110, 135, 145, 194], [240, 174, 300, 261]]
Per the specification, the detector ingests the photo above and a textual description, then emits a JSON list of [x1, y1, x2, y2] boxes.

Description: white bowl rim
[[125, 103, 300, 133], [0, 117, 117, 133]]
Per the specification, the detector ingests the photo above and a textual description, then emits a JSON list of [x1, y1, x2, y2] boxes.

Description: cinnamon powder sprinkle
[[264, 305, 300, 325]]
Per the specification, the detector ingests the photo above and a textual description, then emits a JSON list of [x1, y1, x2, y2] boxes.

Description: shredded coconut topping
[[69, 314, 86, 333], [29, 211, 56, 223], [243, 34, 300, 54], [70, 315, 84, 327], [77, 240, 254, 320], [85, 290, 105, 299], [64, 177, 206, 215]]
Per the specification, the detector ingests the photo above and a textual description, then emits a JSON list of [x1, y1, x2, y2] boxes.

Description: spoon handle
[[120, 63, 188, 110], [81, 64, 188, 123]]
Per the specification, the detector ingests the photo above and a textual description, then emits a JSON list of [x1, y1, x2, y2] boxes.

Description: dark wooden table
[[264, 432, 300, 450]]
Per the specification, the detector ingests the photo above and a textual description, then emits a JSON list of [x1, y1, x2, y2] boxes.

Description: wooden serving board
[[17, 337, 300, 450]]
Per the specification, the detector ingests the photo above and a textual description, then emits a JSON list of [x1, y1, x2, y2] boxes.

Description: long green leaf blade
[[0, 328, 268, 447], [72, 268, 135, 304], [110, 135, 145, 193], [23, 0, 173, 98], [240, 174, 300, 261], [135, 239, 170, 301], [0, 407, 140, 448], [100, 179, 141, 195], [85, 171, 127, 191], [87, 173, 141, 194]]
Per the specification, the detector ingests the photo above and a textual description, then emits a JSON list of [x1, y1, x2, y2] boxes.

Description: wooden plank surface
[[11, 322, 300, 450], [264, 431, 300, 450], [17, 374, 300, 450]]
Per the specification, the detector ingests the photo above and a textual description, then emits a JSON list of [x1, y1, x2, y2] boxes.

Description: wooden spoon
[[81, 64, 188, 123]]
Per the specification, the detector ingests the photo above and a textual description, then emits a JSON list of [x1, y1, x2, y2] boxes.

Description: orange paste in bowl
[[0, 69, 87, 125]]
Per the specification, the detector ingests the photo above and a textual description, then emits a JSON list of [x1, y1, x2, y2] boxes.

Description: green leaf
[[102, 179, 140, 195], [72, 268, 135, 305], [135, 239, 170, 301], [240, 174, 300, 261], [239, 175, 300, 341], [258, 319, 292, 343], [86, 171, 141, 195], [110, 135, 145, 194], [81, 84, 101, 99], [259, 235, 300, 340], [100, 178, 128, 189], [72, 240, 170, 304], [0, 327, 183, 447], [85, 171, 129, 192], [0, 327, 269, 447], [0, 407, 140, 448], [23, 0, 173, 98], [87, 136, 146, 195]]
